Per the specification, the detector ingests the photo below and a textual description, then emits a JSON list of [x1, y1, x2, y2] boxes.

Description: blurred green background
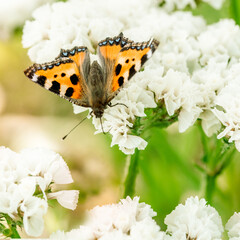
[[1, 0, 240, 238]]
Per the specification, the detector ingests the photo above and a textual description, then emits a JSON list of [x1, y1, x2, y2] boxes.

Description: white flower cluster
[[50, 196, 165, 240], [157, 0, 224, 12], [226, 212, 240, 239], [0, 146, 79, 237], [165, 196, 224, 239], [51, 196, 240, 240], [22, 0, 240, 154], [0, 0, 53, 40]]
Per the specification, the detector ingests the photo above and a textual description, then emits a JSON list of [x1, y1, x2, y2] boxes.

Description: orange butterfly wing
[[111, 39, 159, 92], [24, 48, 90, 107], [98, 34, 159, 98]]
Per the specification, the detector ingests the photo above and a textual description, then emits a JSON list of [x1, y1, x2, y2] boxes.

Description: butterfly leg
[[108, 102, 128, 109], [100, 117, 106, 135]]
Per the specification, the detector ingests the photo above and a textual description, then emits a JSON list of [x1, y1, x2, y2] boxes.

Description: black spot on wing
[[54, 74, 57, 78], [118, 76, 124, 87], [129, 65, 136, 79], [65, 87, 74, 97], [61, 73, 66, 77], [37, 75, 47, 86], [115, 64, 122, 76], [49, 81, 60, 94], [141, 54, 148, 66], [125, 59, 129, 63], [70, 74, 79, 85]]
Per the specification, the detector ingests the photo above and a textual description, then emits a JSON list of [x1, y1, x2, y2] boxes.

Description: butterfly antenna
[[100, 117, 106, 135], [62, 116, 87, 140]]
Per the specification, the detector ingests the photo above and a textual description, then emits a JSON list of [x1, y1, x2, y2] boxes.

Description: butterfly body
[[24, 33, 159, 118]]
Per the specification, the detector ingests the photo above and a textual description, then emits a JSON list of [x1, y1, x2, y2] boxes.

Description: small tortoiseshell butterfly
[[24, 33, 159, 118]]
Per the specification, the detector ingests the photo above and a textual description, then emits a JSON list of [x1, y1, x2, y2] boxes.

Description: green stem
[[205, 174, 216, 203], [123, 149, 140, 198], [230, 0, 240, 25], [2, 214, 20, 239], [198, 122, 209, 163], [205, 140, 234, 203]]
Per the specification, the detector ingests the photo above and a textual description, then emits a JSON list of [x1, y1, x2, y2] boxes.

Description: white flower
[[226, 212, 240, 239], [0, 0, 53, 40], [0, 146, 79, 237], [48, 190, 79, 210], [212, 73, 240, 151], [20, 147, 73, 186], [164, 196, 224, 240], [50, 227, 95, 240], [50, 197, 164, 240], [200, 110, 221, 137], [21, 196, 48, 237]]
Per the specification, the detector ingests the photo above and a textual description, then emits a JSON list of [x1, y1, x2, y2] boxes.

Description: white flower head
[[0, 146, 79, 237], [164, 196, 224, 240], [0, 0, 54, 40], [226, 212, 240, 239], [20, 147, 73, 185], [51, 197, 164, 240]]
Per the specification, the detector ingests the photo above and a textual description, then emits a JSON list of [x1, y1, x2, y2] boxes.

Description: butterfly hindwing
[[111, 38, 159, 92], [24, 57, 89, 106]]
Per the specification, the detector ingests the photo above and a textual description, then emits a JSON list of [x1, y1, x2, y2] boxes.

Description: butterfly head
[[92, 107, 105, 118]]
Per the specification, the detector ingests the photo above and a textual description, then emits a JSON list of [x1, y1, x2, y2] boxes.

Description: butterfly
[[24, 33, 159, 119]]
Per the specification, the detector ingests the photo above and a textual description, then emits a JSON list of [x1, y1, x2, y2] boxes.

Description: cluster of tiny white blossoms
[[0, 146, 79, 237], [50, 196, 165, 240], [0, 0, 54, 40], [50, 196, 240, 240], [22, 0, 240, 154]]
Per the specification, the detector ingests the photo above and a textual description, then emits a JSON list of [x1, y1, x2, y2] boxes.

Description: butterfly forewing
[[111, 39, 159, 92], [24, 58, 87, 103]]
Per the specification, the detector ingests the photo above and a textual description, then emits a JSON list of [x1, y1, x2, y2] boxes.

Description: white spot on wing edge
[[147, 50, 152, 58], [45, 79, 52, 90], [135, 60, 141, 71], [60, 85, 68, 96], [32, 74, 38, 82]]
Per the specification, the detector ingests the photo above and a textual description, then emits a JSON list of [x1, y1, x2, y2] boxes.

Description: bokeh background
[[0, 0, 240, 237]]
